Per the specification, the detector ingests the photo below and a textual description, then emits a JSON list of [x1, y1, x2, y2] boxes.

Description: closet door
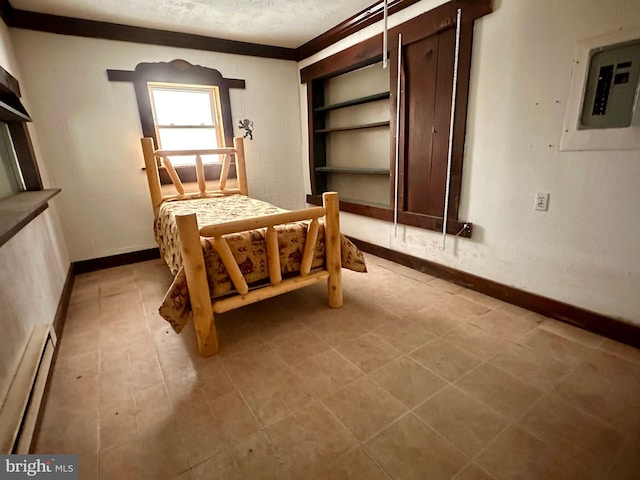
[[393, 26, 456, 221]]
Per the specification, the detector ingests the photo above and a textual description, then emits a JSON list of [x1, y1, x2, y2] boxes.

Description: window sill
[[0, 189, 61, 248]]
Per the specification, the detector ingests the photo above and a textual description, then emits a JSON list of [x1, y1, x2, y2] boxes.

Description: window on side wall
[[148, 83, 226, 166], [0, 124, 24, 200]]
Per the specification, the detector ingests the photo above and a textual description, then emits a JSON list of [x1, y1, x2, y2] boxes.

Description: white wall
[[298, 0, 640, 326], [0, 22, 69, 411], [11, 31, 304, 261]]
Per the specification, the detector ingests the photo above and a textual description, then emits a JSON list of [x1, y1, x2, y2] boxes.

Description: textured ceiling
[[10, 0, 378, 48]]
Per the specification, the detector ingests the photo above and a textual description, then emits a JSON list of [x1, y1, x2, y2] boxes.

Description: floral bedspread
[[155, 195, 367, 332]]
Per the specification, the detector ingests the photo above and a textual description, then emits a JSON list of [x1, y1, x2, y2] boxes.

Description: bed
[[140, 137, 366, 356]]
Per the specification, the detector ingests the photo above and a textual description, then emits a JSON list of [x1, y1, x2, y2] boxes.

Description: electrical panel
[[580, 39, 640, 129]]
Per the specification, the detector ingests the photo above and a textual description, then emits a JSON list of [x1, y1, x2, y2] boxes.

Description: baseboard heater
[[0, 324, 57, 453]]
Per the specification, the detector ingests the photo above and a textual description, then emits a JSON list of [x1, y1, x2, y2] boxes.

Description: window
[[107, 59, 246, 184], [0, 65, 60, 248], [0, 123, 23, 200], [148, 83, 225, 166]]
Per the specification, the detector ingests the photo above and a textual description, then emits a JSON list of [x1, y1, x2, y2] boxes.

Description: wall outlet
[[535, 192, 550, 211]]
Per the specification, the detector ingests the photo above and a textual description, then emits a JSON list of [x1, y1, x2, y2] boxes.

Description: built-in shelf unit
[[308, 61, 391, 211], [301, 0, 492, 236]]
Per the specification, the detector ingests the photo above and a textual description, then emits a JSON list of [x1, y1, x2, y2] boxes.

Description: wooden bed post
[[176, 213, 218, 356], [323, 192, 343, 308], [141, 137, 163, 219], [233, 137, 249, 196]]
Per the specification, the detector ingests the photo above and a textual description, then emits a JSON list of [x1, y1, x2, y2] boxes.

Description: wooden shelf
[[314, 121, 390, 134], [314, 92, 390, 113], [315, 166, 390, 175]]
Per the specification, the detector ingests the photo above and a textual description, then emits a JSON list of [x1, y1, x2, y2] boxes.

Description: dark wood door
[[399, 27, 455, 219]]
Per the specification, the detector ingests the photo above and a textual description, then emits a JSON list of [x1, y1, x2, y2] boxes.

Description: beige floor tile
[[141, 430, 192, 480], [416, 386, 508, 457], [36, 258, 640, 480], [382, 283, 448, 317], [336, 332, 402, 373], [269, 329, 330, 366], [99, 370, 135, 408], [191, 450, 237, 480], [266, 401, 357, 479], [516, 328, 594, 367], [70, 275, 101, 305], [598, 338, 640, 365], [100, 441, 146, 480], [410, 338, 482, 382], [193, 358, 236, 402], [375, 317, 437, 352], [526, 450, 599, 480], [456, 364, 543, 421], [33, 407, 99, 456], [128, 352, 164, 392], [100, 290, 145, 318], [443, 324, 510, 360], [165, 364, 234, 406], [192, 432, 289, 480], [469, 310, 539, 341], [606, 438, 640, 480], [310, 447, 388, 480], [240, 370, 315, 427], [493, 302, 535, 318], [411, 304, 466, 336], [45, 371, 100, 416], [476, 426, 551, 480], [538, 318, 604, 347], [135, 383, 177, 438], [436, 294, 492, 318], [353, 302, 407, 332], [256, 317, 309, 343], [58, 328, 101, 357], [307, 312, 369, 347], [430, 278, 466, 294], [291, 349, 362, 397], [54, 348, 100, 379], [455, 464, 496, 480], [365, 413, 467, 480], [209, 390, 261, 445], [456, 289, 504, 309], [488, 344, 572, 391], [518, 395, 624, 476], [369, 356, 447, 408], [180, 418, 228, 467], [552, 351, 640, 434], [324, 377, 407, 441], [99, 396, 138, 450], [63, 304, 102, 336], [215, 322, 267, 358], [221, 344, 288, 388]]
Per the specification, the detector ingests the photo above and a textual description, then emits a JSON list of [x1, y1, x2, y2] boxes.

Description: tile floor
[[33, 254, 640, 479]]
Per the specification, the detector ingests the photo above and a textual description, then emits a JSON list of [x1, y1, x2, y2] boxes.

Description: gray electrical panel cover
[[580, 39, 640, 129]]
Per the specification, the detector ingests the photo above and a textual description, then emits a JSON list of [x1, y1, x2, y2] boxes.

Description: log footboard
[[175, 213, 219, 356], [176, 191, 343, 357]]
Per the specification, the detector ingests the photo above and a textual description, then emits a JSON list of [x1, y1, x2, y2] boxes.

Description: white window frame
[[147, 82, 226, 165]]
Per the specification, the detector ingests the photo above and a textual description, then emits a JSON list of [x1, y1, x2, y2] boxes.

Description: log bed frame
[[141, 137, 343, 356]]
